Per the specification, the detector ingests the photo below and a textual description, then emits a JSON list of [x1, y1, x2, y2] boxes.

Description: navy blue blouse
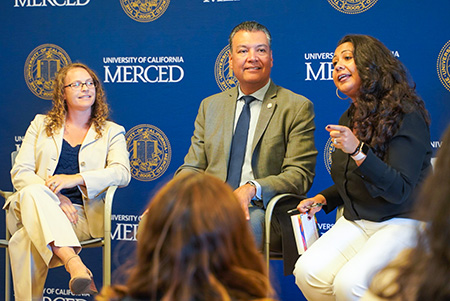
[[54, 139, 83, 205]]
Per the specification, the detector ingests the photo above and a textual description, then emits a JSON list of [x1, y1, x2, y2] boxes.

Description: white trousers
[[6, 184, 91, 301], [293, 216, 419, 301]]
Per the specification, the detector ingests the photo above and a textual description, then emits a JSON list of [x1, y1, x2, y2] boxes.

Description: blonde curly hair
[[45, 63, 109, 138]]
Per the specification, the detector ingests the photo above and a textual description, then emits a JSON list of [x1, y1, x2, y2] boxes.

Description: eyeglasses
[[64, 80, 96, 90]]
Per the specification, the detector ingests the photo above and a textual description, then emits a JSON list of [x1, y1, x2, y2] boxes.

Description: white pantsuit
[[3, 114, 131, 300], [293, 217, 420, 301]]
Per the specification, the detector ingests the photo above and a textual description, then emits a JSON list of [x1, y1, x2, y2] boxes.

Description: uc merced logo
[[24, 44, 71, 100], [437, 40, 450, 92], [126, 124, 171, 181], [327, 0, 378, 14], [120, 0, 170, 23], [215, 45, 238, 91], [324, 137, 336, 174]]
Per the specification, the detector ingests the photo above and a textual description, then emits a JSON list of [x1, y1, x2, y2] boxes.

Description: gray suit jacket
[[177, 81, 317, 206]]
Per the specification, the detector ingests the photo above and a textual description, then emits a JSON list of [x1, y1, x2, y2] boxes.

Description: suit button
[[80, 162, 86, 167]]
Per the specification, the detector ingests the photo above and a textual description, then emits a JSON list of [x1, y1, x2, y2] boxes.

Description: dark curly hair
[[337, 34, 430, 159], [45, 62, 109, 138]]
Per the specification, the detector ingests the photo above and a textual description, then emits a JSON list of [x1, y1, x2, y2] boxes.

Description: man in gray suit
[[177, 21, 317, 269]]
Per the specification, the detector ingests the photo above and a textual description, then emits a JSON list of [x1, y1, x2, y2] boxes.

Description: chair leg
[[5, 247, 11, 301], [103, 236, 111, 287]]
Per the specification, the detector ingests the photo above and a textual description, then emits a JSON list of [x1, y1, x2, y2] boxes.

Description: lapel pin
[[267, 103, 273, 109]]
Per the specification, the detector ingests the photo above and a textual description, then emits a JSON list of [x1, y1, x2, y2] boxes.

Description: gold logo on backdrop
[[437, 40, 450, 92], [126, 124, 171, 181], [327, 0, 378, 14], [215, 45, 238, 91], [24, 44, 71, 100], [324, 137, 335, 174], [120, 0, 170, 22]]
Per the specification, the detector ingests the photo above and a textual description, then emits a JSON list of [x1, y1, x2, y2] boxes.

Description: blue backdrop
[[1, 1, 449, 300]]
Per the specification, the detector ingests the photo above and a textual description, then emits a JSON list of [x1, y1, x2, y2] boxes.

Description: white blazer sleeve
[[11, 115, 48, 191]]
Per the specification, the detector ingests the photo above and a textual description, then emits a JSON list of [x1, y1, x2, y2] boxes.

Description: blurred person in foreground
[[361, 125, 450, 301], [293, 34, 432, 300], [4, 63, 131, 300], [96, 173, 276, 301]]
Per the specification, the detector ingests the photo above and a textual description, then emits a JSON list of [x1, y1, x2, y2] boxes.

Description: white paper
[[290, 213, 319, 255]]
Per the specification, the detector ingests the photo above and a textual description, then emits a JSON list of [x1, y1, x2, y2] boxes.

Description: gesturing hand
[[326, 124, 359, 154]]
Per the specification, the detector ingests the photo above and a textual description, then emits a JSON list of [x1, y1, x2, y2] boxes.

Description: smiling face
[[332, 42, 362, 102], [229, 30, 273, 95], [63, 67, 96, 113]]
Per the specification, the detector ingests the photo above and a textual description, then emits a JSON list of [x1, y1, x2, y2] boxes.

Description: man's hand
[[233, 183, 256, 220]]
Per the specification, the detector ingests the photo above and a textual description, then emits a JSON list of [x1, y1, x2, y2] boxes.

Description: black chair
[[264, 193, 305, 275]]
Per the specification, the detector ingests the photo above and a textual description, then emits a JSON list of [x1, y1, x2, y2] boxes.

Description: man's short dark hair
[[229, 21, 272, 50]]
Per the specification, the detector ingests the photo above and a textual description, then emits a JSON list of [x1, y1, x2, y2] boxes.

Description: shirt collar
[[237, 79, 271, 102]]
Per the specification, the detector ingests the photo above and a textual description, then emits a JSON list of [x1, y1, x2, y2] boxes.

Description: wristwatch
[[246, 181, 257, 189], [349, 141, 362, 156], [351, 142, 369, 161], [246, 181, 261, 201], [360, 142, 370, 155]]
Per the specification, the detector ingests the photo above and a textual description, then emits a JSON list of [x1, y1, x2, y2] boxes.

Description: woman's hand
[[297, 194, 326, 218], [45, 174, 84, 195], [57, 193, 78, 224], [326, 124, 359, 154]]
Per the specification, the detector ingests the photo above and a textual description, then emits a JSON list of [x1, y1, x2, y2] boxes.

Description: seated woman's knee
[[333, 267, 367, 300]]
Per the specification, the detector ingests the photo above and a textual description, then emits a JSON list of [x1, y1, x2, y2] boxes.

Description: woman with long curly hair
[[363, 125, 450, 301], [293, 34, 432, 300], [96, 173, 275, 301], [46, 62, 110, 139], [5, 63, 130, 300]]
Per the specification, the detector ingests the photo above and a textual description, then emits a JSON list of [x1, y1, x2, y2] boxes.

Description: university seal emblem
[[126, 124, 172, 181], [215, 45, 238, 91], [324, 137, 335, 174], [24, 44, 71, 100], [437, 40, 450, 92], [120, 0, 170, 23], [327, 0, 378, 14]]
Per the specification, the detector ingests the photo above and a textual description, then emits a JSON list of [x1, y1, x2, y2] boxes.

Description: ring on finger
[[333, 138, 338, 144]]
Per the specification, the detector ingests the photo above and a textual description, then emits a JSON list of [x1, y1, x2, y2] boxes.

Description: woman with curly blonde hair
[[46, 62, 109, 138], [97, 173, 275, 301], [5, 63, 130, 300]]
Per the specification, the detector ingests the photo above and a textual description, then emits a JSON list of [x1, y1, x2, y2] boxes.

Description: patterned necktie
[[226, 95, 256, 189]]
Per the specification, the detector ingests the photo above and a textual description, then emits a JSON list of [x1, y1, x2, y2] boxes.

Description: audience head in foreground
[[97, 173, 275, 301], [365, 125, 450, 301]]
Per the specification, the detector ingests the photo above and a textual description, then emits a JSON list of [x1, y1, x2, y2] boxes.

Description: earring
[[336, 88, 349, 100]]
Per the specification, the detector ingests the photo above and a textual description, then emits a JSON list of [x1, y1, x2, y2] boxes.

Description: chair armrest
[[264, 193, 303, 264], [336, 205, 344, 221], [104, 186, 118, 235], [0, 190, 13, 201]]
